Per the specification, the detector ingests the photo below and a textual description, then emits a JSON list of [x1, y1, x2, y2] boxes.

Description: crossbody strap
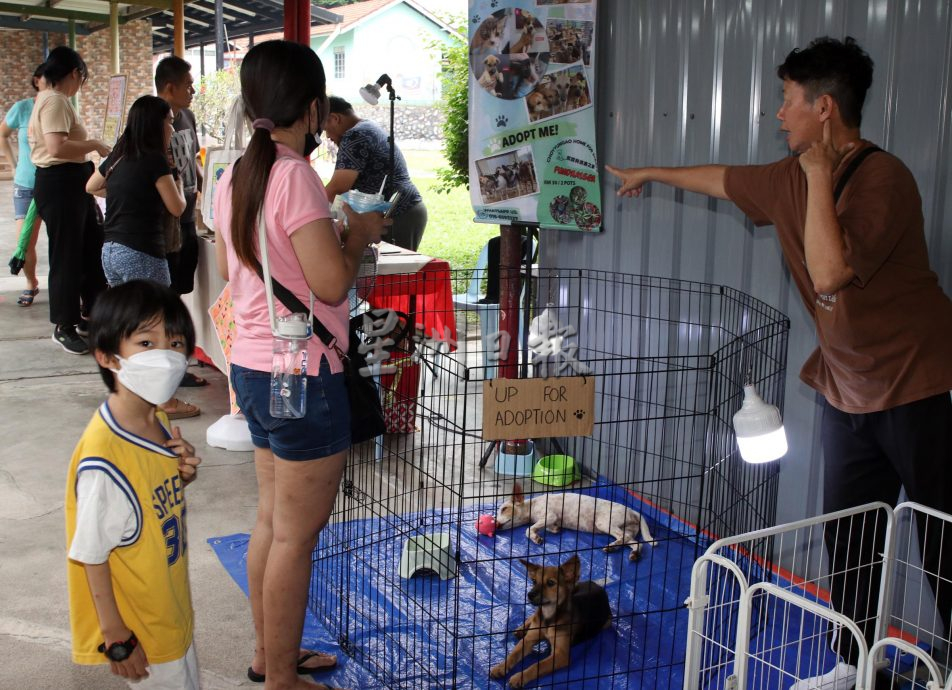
[[252, 258, 345, 358], [833, 145, 882, 204]]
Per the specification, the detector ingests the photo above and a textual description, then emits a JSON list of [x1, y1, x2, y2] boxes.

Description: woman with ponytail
[[213, 40, 387, 689]]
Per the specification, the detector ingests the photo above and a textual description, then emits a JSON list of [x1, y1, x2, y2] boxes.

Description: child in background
[[64, 280, 201, 689]]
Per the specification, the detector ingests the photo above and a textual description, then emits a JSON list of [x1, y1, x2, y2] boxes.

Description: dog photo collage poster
[[468, 0, 602, 232]]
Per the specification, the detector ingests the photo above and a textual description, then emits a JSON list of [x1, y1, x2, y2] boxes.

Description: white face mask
[[111, 349, 188, 405]]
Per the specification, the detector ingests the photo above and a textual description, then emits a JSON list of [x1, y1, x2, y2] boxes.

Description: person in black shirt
[[323, 96, 427, 251], [87, 95, 185, 286]]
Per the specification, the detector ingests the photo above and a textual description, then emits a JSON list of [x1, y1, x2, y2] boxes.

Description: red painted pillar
[[284, 0, 310, 45], [498, 225, 522, 380]]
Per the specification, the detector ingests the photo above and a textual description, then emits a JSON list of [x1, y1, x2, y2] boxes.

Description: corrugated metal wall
[[545, 0, 952, 525]]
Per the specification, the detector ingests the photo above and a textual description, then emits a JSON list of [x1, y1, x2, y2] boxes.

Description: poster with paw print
[[468, 0, 602, 232]]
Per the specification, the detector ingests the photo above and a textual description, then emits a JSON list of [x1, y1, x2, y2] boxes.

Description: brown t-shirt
[[28, 90, 88, 167], [724, 141, 952, 413]]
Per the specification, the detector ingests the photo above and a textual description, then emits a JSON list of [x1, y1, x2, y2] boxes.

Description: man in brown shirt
[[608, 37, 952, 690]]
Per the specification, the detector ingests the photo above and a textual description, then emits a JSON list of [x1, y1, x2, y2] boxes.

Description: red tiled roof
[[312, 0, 397, 36]]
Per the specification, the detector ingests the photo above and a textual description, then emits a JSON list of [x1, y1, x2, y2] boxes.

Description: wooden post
[[284, 0, 310, 45], [173, 0, 185, 57], [109, 2, 119, 74], [499, 225, 522, 379]]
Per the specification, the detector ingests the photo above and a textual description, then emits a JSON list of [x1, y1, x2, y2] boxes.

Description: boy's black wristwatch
[[98, 631, 138, 661]]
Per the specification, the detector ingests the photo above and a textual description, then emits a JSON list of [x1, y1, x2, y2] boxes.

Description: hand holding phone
[[383, 192, 401, 219]]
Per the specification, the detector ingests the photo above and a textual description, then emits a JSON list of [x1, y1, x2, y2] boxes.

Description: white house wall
[[544, 0, 952, 526]]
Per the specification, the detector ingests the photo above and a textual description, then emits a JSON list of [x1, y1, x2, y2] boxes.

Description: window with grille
[[334, 47, 345, 79]]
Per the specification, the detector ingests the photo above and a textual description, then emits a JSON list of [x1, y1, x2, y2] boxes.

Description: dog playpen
[[308, 266, 791, 688], [685, 500, 952, 690]]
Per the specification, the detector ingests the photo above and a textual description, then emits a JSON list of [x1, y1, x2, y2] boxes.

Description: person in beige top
[[607, 37, 952, 690], [28, 46, 111, 355]]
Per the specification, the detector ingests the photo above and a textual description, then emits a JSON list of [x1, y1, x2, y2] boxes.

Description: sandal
[[179, 371, 209, 387], [161, 398, 201, 420], [17, 288, 39, 307], [246, 650, 338, 682]]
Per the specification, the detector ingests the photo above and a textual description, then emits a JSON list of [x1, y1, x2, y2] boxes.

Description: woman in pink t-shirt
[[213, 41, 387, 689]]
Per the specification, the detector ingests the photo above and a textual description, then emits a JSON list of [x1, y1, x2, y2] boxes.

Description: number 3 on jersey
[[162, 507, 188, 566]]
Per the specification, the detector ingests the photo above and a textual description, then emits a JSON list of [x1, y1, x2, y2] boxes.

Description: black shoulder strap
[[833, 145, 882, 203], [252, 259, 340, 352]]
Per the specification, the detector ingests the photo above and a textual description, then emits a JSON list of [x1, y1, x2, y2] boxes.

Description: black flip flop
[[179, 371, 208, 387], [246, 651, 338, 683]]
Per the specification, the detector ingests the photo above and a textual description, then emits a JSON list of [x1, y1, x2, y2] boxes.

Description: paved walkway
[[0, 179, 265, 688]]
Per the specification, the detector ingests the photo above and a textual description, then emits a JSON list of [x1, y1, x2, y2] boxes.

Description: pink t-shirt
[[214, 144, 348, 374]]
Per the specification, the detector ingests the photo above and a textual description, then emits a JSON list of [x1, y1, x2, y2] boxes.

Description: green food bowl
[[532, 454, 580, 487]]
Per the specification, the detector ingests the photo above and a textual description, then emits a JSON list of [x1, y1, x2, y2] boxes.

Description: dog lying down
[[494, 483, 655, 560], [490, 555, 612, 688]]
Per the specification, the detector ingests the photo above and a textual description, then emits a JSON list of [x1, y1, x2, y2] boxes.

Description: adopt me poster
[[468, 0, 602, 232]]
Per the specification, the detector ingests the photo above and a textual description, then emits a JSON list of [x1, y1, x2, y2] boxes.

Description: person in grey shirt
[[323, 96, 427, 251]]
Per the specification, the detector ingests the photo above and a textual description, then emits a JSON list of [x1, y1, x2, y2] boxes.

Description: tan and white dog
[[478, 54, 504, 94], [494, 484, 655, 561]]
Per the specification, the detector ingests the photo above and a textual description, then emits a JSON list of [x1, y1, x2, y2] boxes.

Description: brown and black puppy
[[490, 555, 612, 688]]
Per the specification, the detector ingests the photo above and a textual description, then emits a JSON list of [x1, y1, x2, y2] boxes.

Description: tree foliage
[[430, 14, 469, 193], [192, 67, 241, 143]]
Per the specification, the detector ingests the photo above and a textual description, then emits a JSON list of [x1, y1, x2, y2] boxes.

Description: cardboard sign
[[101, 75, 127, 146], [482, 376, 594, 440]]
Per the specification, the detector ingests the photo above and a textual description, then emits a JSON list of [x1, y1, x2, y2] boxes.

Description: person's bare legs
[[23, 213, 41, 291], [248, 447, 277, 678], [263, 449, 346, 690]]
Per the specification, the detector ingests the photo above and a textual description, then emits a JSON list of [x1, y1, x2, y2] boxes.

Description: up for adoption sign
[[468, 0, 602, 232], [483, 377, 595, 440]]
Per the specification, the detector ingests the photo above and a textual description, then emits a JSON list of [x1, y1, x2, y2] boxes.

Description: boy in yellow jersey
[[65, 280, 202, 688]]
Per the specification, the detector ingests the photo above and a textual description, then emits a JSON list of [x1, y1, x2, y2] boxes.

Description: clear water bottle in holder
[[270, 313, 310, 419]]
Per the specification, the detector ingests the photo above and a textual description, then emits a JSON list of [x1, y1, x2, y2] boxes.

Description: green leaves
[[192, 68, 241, 144]]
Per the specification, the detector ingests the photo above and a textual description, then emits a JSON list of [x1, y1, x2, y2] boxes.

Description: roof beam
[[188, 1, 235, 22], [221, 2, 254, 17], [0, 14, 91, 32], [0, 1, 107, 22], [311, 4, 341, 24], [121, 0, 174, 7]]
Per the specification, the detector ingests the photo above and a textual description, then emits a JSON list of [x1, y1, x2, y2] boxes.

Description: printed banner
[[101, 75, 127, 147], [468, 0, 602, 232]]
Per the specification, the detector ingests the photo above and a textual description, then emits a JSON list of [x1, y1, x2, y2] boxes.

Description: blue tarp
[[210, 484, 699, 688], [208, 484, 864, 689]]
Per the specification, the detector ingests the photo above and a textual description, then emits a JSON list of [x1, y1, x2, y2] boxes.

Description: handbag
[[201, 97, 251, 230], [161, 180, 183, 254], [252, 259, 410, 445]]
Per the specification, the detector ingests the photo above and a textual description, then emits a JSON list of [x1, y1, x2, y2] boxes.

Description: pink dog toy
[[477, 514, 497, 537]]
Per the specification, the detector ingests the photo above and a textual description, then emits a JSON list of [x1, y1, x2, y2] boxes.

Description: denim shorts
[[230, 358, 351, 461], [102, 242, 171, 287], [12, 184, 33, 220]]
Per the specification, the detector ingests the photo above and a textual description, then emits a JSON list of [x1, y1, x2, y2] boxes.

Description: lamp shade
[[359, 83, 381, 106], [732, 384, 788, 463]]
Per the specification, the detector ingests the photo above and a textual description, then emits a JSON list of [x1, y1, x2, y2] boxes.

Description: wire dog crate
[[685, 500, 952, 690], [310, 267, 790, 689]]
